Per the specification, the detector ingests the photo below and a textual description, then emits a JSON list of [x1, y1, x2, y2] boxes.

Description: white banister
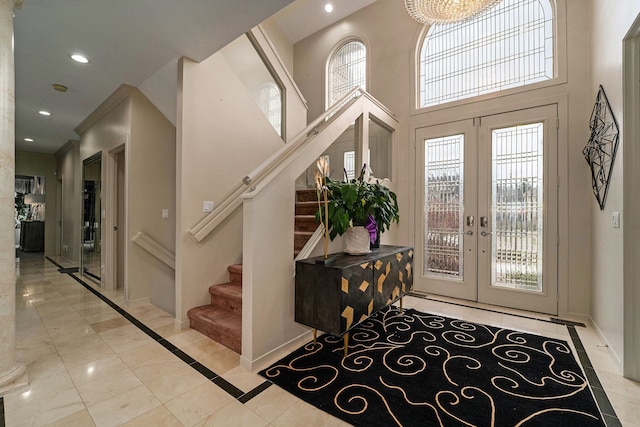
[[242, 86, 365, 187], [131, 232, 175, 269], [188, 87, 396, 243]]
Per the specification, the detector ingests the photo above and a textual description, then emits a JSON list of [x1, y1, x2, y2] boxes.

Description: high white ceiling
[[12, 0, 377, 155]]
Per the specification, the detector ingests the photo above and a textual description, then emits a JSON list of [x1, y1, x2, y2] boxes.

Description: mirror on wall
[[82, 153, 102, 281], [15, 175, 46, 252]]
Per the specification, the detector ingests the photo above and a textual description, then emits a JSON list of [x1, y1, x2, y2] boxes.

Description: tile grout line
[[44, 257, 271, 404]]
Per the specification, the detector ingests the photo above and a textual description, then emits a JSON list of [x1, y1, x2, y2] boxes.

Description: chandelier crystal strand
[[404, 0, 502, 24]]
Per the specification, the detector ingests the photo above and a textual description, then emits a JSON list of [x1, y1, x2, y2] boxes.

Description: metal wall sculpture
[[582, 85, 619, 210]]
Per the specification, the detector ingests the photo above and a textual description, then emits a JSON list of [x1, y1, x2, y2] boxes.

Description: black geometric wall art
[[582, 85, 619, 210]]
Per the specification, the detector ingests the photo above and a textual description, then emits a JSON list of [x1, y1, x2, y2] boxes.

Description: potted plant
[[316, 164, 399, 254]]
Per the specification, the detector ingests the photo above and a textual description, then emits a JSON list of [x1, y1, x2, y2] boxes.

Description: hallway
[[2, 253, 638, 426]]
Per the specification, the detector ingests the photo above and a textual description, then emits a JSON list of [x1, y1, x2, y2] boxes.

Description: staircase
[[187, 191, 318, 352], [187, 264, 242, 353], [294, 189, 319, 257]]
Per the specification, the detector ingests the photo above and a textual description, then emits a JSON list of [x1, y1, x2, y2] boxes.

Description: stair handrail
[[188, 86, 367, 242], [242, 86, 370, 188], [242, 88, 398, 197], [131, 231, 175, 269]]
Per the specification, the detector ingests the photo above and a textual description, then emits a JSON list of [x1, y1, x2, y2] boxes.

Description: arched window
[[327, 40, 366, 108], [418, 0, 554, 108]]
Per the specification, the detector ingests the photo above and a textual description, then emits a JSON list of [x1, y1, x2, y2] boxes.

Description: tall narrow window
[[328, 40, 366, 109], [418, 0, 554, 108]]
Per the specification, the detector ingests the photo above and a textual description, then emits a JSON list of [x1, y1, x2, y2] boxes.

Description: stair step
[[209, 283, 242, 314], [187, 306, 241, 354], [294, 215, 319, 232], [295, 201, 318, 216], [296, 189, 318, 202], [295, 231, 314, 251], [227, 264, 242, 286]]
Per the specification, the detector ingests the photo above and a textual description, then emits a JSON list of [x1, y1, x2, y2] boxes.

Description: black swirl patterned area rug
[[259, 306, 605, 427]]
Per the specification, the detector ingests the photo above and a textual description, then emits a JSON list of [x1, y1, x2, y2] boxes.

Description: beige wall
[[129, 89, 176, 313], [293, 0, 593, 320], [262, 18, 294, 75], [15, 151, 58, 255], [55, 141, 81, 263], [73, 85, 176, 312], [590, 0, 640, 374], [176, 52, 290, 325]]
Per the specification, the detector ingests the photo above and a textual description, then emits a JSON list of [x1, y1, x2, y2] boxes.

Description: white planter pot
[[344, 226, 370, 255]]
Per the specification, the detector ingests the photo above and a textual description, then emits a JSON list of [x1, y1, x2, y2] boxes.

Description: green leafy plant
[[15, 193, 28, 224], [317, 165, 399, 241]]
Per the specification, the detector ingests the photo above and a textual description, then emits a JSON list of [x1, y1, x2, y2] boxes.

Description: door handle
[[113, 226, 118, 231], [465, 230, 474, 236], [480, 231, 492, 237]]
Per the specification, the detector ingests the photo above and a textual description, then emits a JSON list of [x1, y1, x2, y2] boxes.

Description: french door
[[415, 105, 558, 314]]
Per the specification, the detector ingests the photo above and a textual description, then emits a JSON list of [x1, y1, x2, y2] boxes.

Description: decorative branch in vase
[[314, 157, 330, 259]]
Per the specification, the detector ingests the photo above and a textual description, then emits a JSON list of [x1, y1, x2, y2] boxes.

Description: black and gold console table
[[295, 245, 413, 356]]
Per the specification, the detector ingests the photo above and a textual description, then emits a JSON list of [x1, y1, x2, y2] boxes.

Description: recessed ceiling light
[[70, 54, 89, 64], [53, 83, 68, 92], [38, 110, 51, 116], [24, 138, 34, 142], [324, 3, 334, 13]]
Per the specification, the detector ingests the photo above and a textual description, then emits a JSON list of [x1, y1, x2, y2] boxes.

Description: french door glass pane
[[424, 135, 464, 279], [491, 123, 544, 291]]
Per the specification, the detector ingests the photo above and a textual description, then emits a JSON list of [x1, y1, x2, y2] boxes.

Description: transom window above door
[[418, 0, 554, 108]]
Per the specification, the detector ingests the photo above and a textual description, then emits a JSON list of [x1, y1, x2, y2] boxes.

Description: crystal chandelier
[[404, 0, 502, 25]]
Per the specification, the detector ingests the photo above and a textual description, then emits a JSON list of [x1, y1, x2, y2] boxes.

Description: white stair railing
[[189, 87, 369, 243]]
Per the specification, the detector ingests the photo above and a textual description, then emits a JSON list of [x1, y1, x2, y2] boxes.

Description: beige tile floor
[[4, 254, 639, 426]]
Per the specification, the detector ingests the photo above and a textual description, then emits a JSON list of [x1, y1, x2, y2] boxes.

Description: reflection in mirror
[[15, 175, 46, 252], [82, 153, 101, 281]]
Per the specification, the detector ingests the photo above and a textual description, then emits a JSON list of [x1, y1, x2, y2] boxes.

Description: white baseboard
[[175, 318, 190, 330], [240, 330, 313, 373], [587, 315, 623, 371]]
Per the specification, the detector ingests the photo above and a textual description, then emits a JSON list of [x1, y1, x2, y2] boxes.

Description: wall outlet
[[162, 209, 169, 219]]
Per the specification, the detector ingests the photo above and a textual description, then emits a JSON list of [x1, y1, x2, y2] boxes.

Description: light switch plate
[[612, 211, 620, 228], [203, 201, 214, 213], [162, 209, 169, 219]]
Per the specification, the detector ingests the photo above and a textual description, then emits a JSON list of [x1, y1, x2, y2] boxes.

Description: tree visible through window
[[419, 0, 554, 108], [328, 40, 366, 108]]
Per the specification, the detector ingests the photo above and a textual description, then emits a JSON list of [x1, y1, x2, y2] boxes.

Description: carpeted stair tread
[[294, 215, 319, 232], [295, 201, 318, 216], [187, 305, 241, 353], [295, 231, 315, 252], [209, 283, 242, 314], [227, 264, 242, 286], [296, 189, 318, 202]]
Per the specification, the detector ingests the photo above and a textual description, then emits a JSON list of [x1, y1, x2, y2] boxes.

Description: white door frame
[[623, 16, 640, 381], [103, 135, 128, 293], [414, 105, 559, 314], [476, 105, 558, 314]]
